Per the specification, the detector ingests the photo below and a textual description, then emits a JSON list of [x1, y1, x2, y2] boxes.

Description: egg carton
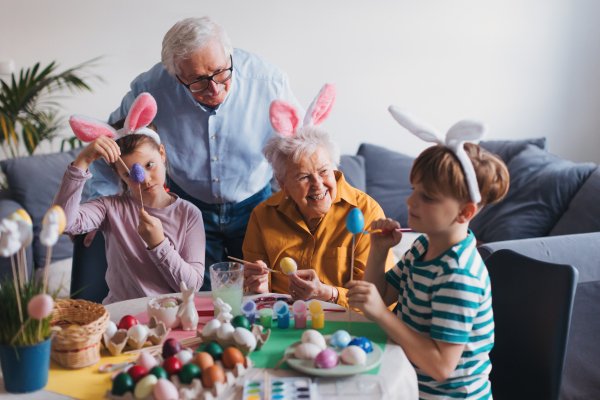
[[199, 324, 271, 356], [103, 316, 170, 356], [103, 356, 254, 400]]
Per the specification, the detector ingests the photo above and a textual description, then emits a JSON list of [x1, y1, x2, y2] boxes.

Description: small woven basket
[[50, 299, 110, 368]]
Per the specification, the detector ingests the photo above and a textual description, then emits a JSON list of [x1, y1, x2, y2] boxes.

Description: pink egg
[[27, 294, 54, 320], [314, 349, 338, 369], [153, 378, 179, 400], [137, 351, 158, 371]]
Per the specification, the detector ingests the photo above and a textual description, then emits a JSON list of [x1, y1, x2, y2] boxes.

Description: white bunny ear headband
[[269, 83, 336, 137], [68, 92, 160, 145], [388, 106, 487, 204]]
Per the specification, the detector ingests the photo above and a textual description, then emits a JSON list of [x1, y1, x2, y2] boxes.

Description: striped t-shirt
[[386, 231, 494, 400]]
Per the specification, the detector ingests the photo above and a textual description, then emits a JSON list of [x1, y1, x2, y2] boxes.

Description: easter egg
[[153, 378, 179, 400], [137, 352, 158, 371], [330, 330, 352, 349], [105, 321, 118, 339], [233, 327, 257, 352], [134, 374, 157, 399], [340, 345, 368, 366], [118, 315, 138, 330], [112, 372, 134, 395], [130, 163, 146, 184], [346, 208, 365, 234], [162, 301, 177, 308], [222, 346, 245, 368], [27, 294, 54, 320], [9, 209, 32, 226], [293, 343, 322, 360], [348, 337, 373, 354], [149, 366, 168, 380], [201, 365, 225, 388], [231, 315, 250, 330], [280, 257, 297, 275], [301, 330, 326, 350], [179, 363, 201, 384], [314, 349, 338, 369], [128, 324, 148, 342], [44, 206, 67, 235], [201, 319, 221, 338], [127, 365, 148, 384], [162, 338, 182, 358], [191, 352, 214, 371], [217, 323, 235, 341], [203, 342, 223, 360], [162, 356, 182, 376], [175, 349, 194, 366]]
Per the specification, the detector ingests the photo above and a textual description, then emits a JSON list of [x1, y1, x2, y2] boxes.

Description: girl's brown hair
[[410, 143, 509, 206]]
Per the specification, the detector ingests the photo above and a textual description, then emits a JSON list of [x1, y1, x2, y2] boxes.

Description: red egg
[[162, 356, 182, 376], [118, 315, 138, 330], [127, 365, 148, 384], [162, 338, 182, 359]]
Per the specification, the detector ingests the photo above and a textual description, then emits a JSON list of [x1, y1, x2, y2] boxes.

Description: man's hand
[[289, 269, 330, 301], [138, 209, 165, 249], [243, 261, 269, 293], [346, 280, 389, 321]]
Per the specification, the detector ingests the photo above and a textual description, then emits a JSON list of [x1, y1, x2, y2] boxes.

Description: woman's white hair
[[263, 125, 341, 183], [161, 16, 234, 78]]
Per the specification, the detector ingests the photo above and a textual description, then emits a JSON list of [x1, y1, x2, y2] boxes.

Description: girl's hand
[[243, 261, 269, 293], [345, 280, 388, 321], [289, 269, 331, 301], [138, 208, 165, 249], [73, 137, 121, 171], [369, 218, 403, 250]]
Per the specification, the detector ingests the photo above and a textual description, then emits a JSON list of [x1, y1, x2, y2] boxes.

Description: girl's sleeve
[[52, 163, 108, 235], [147, 206, 206, 292]]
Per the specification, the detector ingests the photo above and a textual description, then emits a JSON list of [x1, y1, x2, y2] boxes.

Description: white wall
[[1, 0, 599, 162]]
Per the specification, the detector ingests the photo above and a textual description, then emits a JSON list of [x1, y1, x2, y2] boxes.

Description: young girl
[[346, 107, 510, 399], [54, 93, 205, 304]]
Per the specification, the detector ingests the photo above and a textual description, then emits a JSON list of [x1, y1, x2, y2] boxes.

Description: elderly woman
[[242, 84, 394, 308]]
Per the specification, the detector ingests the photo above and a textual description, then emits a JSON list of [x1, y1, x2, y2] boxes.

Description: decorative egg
[[293, 343, 322, 360], [301, 330, 326, 350], [162, 301, 177, 308], [346, 208, 365, 234], [203, 342, 223, 360], [175, 349, 194, 366], [134, 374, 157, 399], [137, 351, 158, 371], [314, 349, 338, 369], [222, 346, 245, 368], [118, 315, 138, 330], [231, 315, 251, 330], [161, 298, 178, 306], [217, 323, 235, 341], [153, 378, 179, 400], [201, 319, 222, 337], [162, 356, 182, 376], [201, 365, 225, 388], [330, 330, 352, 349], [149, 366, 168, 380], [162, 338, 182, 358], [233, 327, 257, 352], [348, 337, 373, 354], [127, 365, 148, 384], [112, 372, 134, 395], [27, 294, 54, 320], [192, 352, 214, 371], [128, 324, 148, 342], [105, 321, 118, 339], [340, 345, 368, 366], [130, 163, 146, 184], [280, 257, 298, 275], [179, 363, 201, 384]]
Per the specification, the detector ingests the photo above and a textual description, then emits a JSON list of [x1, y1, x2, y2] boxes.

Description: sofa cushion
[[0, 148, 90, 269], [357, 143, 414, 227], [338, 154, 366, 193], [471, 145, 596, 242], [479, 137, 546, 164]]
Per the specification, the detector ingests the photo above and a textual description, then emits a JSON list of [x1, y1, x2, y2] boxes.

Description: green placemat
[[249, 320, 387, 374]]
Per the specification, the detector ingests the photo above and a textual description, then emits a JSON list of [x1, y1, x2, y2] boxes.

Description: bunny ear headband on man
[[269, 83, 336, 137], [68, 92, 160, 145], [388, 106, 487, 204]]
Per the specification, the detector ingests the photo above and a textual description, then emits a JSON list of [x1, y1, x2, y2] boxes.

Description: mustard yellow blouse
[[242, 171, 394, 308]]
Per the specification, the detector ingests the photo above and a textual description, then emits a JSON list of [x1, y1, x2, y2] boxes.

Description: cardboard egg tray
[[200, 323, 271, 356], [102, 316, 170, 356]]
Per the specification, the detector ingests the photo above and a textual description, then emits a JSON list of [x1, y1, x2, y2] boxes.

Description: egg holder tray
[[102, 316, 170, 356], [104, 355, 254, 400], [199, 323, 271, 356]]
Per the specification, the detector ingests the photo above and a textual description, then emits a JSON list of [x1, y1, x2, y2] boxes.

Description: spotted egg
[[348, 337, 373, 354]]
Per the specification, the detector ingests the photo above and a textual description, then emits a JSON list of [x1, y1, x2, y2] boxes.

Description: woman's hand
[[289, 269, 331, 301], [345, 280, 388, 321], [369, 218, 403, 250], [73, 137, 121, 171], [243, 261, 269, 293], [138, 208, 165, 249]]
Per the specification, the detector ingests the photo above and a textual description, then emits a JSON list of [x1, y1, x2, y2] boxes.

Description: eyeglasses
[[177, 55, 233, 93]]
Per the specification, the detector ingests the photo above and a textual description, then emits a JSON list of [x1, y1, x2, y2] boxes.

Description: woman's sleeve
[[147, 207, 206, 292]]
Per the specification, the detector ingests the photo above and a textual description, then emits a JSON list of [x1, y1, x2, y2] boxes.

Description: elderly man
[[87, 17, 301, 290]]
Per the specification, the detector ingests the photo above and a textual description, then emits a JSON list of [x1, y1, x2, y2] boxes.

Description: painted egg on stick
[[346, 208, 365, 234], [27, 294, 54, 320], [130, 163, 145, 184]]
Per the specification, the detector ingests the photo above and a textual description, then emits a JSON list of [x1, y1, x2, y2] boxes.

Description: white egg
[[128, 324, 148, 342], [301, 329, 326, 350], [217, 323, 235, 341], [340, 345, 367, 366], [202, 319, 222, 338], [105, 321, 118, 339], [294, 343, 322, 360], [174, 349, 194, 365], [233, 327, 257, 352]]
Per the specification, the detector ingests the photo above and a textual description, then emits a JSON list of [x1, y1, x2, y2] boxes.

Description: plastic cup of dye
[[241, 299, 257, 324], [273, 301, 290, 329], [309, 301, 325, 330], [259, 308, 273, 328], [210, 262, 244, 316], [292, 300, 307, 329]]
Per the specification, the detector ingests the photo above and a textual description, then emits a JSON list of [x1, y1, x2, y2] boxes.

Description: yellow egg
[[8, 209, 32, 227], [43, 206, 67, 235], [280, 257, 297, 275]]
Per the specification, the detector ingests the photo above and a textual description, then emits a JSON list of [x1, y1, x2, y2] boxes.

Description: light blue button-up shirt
[[89, 48, 301, 203]]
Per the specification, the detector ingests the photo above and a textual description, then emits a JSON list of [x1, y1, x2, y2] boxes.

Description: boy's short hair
[[410, 143, 509, 206]]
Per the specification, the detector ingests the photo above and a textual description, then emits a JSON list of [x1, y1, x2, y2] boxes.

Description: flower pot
[[0, 337, 52, 393]]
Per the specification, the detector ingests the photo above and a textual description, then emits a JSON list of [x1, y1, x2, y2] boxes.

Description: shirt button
[[214, 178, 219, 182], [211, 135, 216, 139], [303, 260, 308, 266], [212, 157, 217, 161]]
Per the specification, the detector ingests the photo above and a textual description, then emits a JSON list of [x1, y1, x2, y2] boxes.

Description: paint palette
[[243, 377, 315, 400], [314, 375, 388, 400]]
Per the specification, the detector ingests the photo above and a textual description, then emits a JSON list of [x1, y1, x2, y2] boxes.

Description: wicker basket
[[50, 299, 110, 368]]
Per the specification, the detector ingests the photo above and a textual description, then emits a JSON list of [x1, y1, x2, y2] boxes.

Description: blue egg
[[346, 208, 365, 234], [348, 337, 373, 354], [130, 163, 146, 184], [330, 330, 352, 349]]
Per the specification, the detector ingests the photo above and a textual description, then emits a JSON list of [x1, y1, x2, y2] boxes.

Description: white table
[[1, 292, 418, 400]]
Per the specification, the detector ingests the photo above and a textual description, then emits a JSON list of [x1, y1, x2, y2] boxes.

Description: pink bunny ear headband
[[388, 106, 486, 204], [68, 92, 160, 145], [269, 83, 336, 137]]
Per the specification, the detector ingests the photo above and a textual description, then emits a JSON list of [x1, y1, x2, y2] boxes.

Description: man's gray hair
[[263, 126, 341, 183], [161, 16, 234, 78]]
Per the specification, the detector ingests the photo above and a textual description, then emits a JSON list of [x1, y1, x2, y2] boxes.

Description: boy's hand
[[243, 261, 269, 293], [138, 208, 165, 250], [346, 280, 389, 321], [369, 218, 403, 250], [73, 137, 121, 171]]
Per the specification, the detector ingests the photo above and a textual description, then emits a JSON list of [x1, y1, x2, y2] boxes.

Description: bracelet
[[328, 286, 339, 303]]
